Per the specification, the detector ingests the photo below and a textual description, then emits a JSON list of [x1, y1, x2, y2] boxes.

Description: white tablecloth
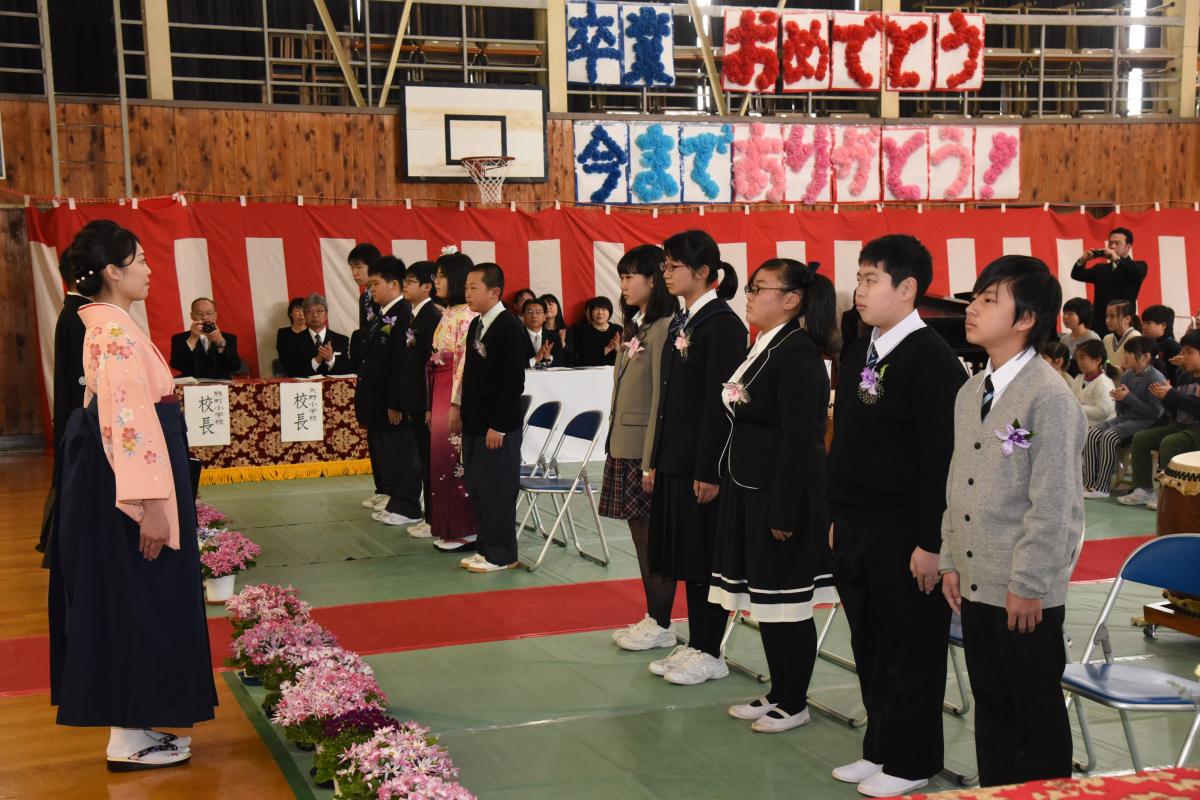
[[521, 367, 613, 464]]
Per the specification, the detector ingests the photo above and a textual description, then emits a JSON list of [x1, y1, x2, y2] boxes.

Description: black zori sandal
[[106, 742, 192, 772]]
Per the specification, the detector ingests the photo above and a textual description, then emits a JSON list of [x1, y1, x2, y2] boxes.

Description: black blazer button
[[964, 514, 971, 522], [966, 550, 973, 558], [970, 584, 978, 591], [968, 478, 974, 486], [974, 442, 981, 450]]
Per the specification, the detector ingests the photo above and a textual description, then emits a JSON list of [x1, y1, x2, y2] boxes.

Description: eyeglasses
[[659, 260, 686, 274], [744, 284, 794, 296]]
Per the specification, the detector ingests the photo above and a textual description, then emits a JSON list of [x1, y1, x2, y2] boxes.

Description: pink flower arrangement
[[979, 132, 1018, 200], [781, 126, 831, 205], [830, 127, 880, 198], [225, 583, 312, 633], [228, 617, 337, 672], [196, 501, 228, 529], [931, 127, 973, 200], [732, 123, 785, 203], [882, 131, 928, 201], [622, 337, 645, 359], [722, 382, 751, 407], [378, 774, 476, 800], [272, 663, 387, 730], [199, 529, 261, 579], [674, 331, 691, 358], [336, 723, 459, 799]]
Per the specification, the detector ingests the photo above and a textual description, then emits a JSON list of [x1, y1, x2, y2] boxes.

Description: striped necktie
[[865, 342, 880, 371], [981, 374, 996, 421], [669, 309, 690, 338]]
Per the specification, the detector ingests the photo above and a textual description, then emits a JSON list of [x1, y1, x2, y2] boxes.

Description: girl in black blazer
[[646, 230, 747, 686], [712, 259, 838, 733]]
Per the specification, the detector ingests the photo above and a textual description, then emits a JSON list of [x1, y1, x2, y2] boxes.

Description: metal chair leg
[[1177, 712, 1200, 767], [710, 613, 768, 683], [523, 491, 574, 571], [1071, 695, 1098, 773], [944, 645, 971, 716], [1118, 708, 1145, 774], [815, 605, 857, 673], [568, 482, 610, 566]]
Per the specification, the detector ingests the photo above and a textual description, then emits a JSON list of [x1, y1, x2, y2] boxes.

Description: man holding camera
[[170, 297, 242, 379], [1071, 227, 1148, 333]]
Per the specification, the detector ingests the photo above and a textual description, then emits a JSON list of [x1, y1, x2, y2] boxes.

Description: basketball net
[[460, 156, 514, 205]]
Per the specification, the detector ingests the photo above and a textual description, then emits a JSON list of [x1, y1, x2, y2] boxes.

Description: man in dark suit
[[399, 261, 442, 539], [37, 260, 89, 559], [169, 297, 242, 379], [1071, 226, 1148, 332], [349, 242, 381, 370], [458, 263, 526, 572], [355, 257, 424, 528], [519, 298, 569, 369], [281, 294, 354, 377]]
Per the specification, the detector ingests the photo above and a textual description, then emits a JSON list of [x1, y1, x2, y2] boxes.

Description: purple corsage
[[405, 328, 416, 347], [473, 338, 488, 359], [379, 314, 396, 336], [857, 364, 888, 404], [995, 419, 1034, 457]]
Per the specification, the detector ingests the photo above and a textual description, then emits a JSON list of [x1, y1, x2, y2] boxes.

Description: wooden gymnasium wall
[[2, 96, 1200, 439]]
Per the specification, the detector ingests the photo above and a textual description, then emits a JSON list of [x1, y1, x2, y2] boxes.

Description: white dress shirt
[[476, 300, 506, 339], [526, 326, 545, 367], [309, 326, 337, 371], [722, 321, 790, 414], [982, 346, 1037, 406], [869, 308, 926, 361]]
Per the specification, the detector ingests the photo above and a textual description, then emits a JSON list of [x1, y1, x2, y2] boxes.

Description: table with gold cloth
[[175, 377, 368, 485]]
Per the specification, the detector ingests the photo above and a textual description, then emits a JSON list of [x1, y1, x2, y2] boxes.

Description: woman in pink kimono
[[425, 248, 481, 554], [48, 220, 216, 772]]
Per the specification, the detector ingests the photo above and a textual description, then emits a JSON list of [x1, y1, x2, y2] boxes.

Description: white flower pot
[[204, 574, 236, 603]]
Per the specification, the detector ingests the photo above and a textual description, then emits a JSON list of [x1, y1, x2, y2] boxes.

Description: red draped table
[[910, 768, 1200, 798], [174, 377, 369, 485]]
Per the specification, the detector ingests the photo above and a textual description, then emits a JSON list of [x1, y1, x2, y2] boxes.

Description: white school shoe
[[362, 493, 386, 508], [1117, 487, 1156, 507], [751, 707, 811, 733], [460, 553, 486, 568], [1083, 489, 1110, 500], [648, 645, 697, 676], [465, 558, 519, 573], [832, 760, 883, 784], [615, 617, 676, 651], [374, 511, 423, 527], [106, 742, 191, 772], [408, 521, 432, 537], [856, 772, 929, 798], [143, 730, 191, 750], [612, 615, 648, 643], [1147, 491, 1159, 511], [370, 494, 391, 510], [728, 697, 778, 721], [664, 651, 729, 685]]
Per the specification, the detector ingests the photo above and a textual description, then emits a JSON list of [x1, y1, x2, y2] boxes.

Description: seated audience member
[[275, 297, 308, 377], [569, 296, 622, 366], [170, 297, 242, 379], [520, 298, 568, 368], [1102, 299, 1141, 368], [1118, 330, 1200, 510], [1070, 339, 1117, 427], [1059, 297, 1099, 367], [540, 293, 569, 348], [1141, 304, 1181, 383], [1040, 341, 1071, 385], [509, 287, 536, 317], [1081, 337, 1165, 499], [282, 294, 353, 377]]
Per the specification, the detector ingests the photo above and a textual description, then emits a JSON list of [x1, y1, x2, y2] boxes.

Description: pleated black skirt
[[48, 401, 217, 727], [648, 471, 720, 582]]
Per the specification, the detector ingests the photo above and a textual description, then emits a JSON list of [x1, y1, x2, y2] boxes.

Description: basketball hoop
[[460, 156, 515, 205]]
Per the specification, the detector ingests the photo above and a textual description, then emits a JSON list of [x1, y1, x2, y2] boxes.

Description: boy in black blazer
[[399, 261, 442, 537], [458, 263, 526, 572], [355, 257, 423, 526], [520, 298, 569, 368]]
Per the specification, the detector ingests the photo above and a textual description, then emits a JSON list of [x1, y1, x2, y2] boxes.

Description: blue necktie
[[669, 309, 690, 338], [981, 374, 995, 421], [865, 342, 880, 371]]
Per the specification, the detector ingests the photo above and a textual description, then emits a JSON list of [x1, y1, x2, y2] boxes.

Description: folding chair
[[516, 401, 562, 531], [518, 394, 533, 429], [516, 410, 611, 572], [1063, 533, 1200, 774]]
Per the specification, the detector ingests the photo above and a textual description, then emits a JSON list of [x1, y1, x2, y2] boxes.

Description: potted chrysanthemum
[[335, 722, 470, 799], [200, 529, 261, 603]]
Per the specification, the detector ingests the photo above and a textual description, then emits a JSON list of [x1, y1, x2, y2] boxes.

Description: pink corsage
[[473, 339, 488, 359], [623, 337, 645, 359], [995, 420, 1034, 457], [674, 331, 691, 358], [857, 364, 888, 404], [722, 382, 750, 406], [429, 351, 445, 367]]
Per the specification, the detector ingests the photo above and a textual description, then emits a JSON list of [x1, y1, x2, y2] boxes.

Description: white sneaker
[[1083, 489, 1110, 500], [856, 772, 929, 798], [465, 558, 519, 573], [375, 511, 422, 527], [728, 697, 777, 721], [408, 521, 432, 537], [460, 553, 485, 568], [612, 615, 652, 643], [369, 494, 391, 510], [833, 760, 883, 784], [648, 645, 696, 676], [664, 651, 729, 685], [615, 618, 676, 651], [1147, 493, 1159, 511], [362, 493, 386, 508], [1117, 487, 1156, 506], [751, 707, 811, 733]]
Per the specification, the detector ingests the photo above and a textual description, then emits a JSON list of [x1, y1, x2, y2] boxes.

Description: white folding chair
[[516, 410, 611, 572]]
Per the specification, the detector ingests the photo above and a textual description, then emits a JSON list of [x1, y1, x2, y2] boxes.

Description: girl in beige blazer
[[600, 245, 680, 652]]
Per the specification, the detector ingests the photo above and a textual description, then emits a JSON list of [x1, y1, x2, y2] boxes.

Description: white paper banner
[[279, 381, 325, 443], [182, 384, 232, 447]]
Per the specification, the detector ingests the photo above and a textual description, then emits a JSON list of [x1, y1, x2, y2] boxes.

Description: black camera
[[201, 322, 217, 333], [1089, 249, 1109, 259]]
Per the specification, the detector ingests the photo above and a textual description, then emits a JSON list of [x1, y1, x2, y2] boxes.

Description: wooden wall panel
[[0, 209, 43, 441]]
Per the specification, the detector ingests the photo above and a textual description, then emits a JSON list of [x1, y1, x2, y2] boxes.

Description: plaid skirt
[[599, 456, 652, 520]]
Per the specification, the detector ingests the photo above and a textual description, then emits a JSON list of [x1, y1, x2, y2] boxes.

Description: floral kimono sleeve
[[451, 313, 472, 406]]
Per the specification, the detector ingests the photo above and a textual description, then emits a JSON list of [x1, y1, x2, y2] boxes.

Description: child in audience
[[1103, 300, 1141, 368], [1070, 339, 1116, 427], [1141, 304, 1180, 383], [1039, 341, 1071, 385], [940, 255, 1085, 788], [1118, 330, 1200, 509], [1059, 297, 1099, 364], [1082, 337, 1165, 499]]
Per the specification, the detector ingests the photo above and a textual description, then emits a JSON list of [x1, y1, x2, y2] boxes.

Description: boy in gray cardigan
[[940, 256, 1086, 788]]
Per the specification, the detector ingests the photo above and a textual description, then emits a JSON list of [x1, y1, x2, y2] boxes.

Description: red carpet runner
[[1, 535, 1152, 697]]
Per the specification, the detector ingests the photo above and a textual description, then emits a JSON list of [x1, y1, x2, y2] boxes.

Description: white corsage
[[721, 382, 750, 407], [441, 244, 459, 256]]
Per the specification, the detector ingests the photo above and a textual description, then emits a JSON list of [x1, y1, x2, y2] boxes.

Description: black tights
[[628, 516, 676, 629], [760, 618, 818, 714], [684, 581, 728, 658]]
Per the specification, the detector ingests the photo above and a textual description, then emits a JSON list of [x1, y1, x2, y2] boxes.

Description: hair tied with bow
[[440, 245, 458, 256], [796, 260, 820, 287]]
